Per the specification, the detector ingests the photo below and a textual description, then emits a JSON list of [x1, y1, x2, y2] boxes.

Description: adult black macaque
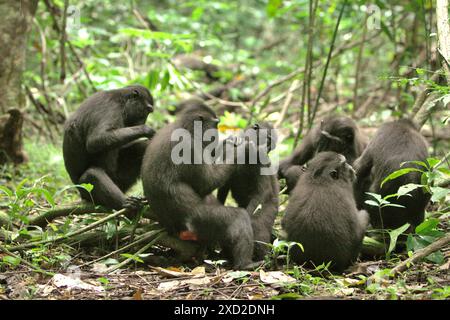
[[279, 115, 367, 191], [353, 119, 430, 230], [217, 122, 279, 260], [282, 152, 369, 272], [141, 98, 255, 270], [63, 85, 155, 211]]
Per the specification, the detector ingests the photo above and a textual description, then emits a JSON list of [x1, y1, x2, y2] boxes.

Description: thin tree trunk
[[0, 0, 39, 114], [436, 0, 450, 83]]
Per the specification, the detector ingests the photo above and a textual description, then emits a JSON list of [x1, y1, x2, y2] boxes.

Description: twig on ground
[[105, 232, 165, 274], [7, 209, 128, 252], [0, 244, 54, 276], [80, 229, 163, 267], [390, 234, 450, 276]]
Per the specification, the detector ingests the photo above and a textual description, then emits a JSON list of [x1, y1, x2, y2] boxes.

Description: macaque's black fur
[[63, 85, 155, 210], [282, 152, 369, 272], [218, 123, 279, 260], [353, 119, 430, 230], [142, 98, 255, 269], [279, 115, 367, 191]]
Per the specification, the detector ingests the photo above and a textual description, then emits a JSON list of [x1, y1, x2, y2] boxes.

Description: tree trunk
[[0, 0, 39, 114], [436, 0, 450, 83]]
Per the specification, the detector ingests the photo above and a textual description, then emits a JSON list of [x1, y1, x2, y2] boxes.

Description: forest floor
[[1, 245, 449, 300]]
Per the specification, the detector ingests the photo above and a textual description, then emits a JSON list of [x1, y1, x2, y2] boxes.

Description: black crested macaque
[[63, 85, 155, 211], [141, 98, 255, 269], [217, 123, 279, 260], [282, 152, 369, 272], [353, 119, 430, 230], [279, 115, 367, 190]]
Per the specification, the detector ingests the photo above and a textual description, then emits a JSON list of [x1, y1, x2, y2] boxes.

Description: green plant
[[266, 238, 304, 269], [364, 156, 449, 257]]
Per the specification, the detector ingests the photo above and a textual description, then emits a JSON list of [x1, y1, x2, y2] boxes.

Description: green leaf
[[387, 223, 410, 258], [366, 192, 382, 203], [425, 251, 444, 264], [271, 293, 303, 300], [401, 160, 428, 170], [415, 218, 440, 235], [267, 0, 283, 17], [15, 178, 29, 197], [396, 183, 422, 198], [97, 277, 110, 285], [227, 271, 251, 280], [119, 28, 195, 41], [380, 168, 422, 187], [0, 186, 13, 197], [146, 70, 159, 90], [33, 188, 55, 207], [416, 68, 425, 75], [426, 158, 440, 168], [3, 255, 21, 267], [364, 200, 380, 207], [437, 167, 450, 176], [430, 187, 449, 202], [145, 52, 171, 59], [290, 241, 304, 252], [120, 253, 144, 263], [102, 258, 119, 265], [191, 7, 204, 20], [161, 70, 171, 91], [80, 183, 94, 193]]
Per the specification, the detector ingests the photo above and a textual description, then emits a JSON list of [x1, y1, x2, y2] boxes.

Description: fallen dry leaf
[[157, 280, 181, 292], [151, 267, 187, 278], [133, 289, 142, 300], [52, 274, 104, 292], [191, 266, 206, 277], [259, 270, 296, 284], [184, 277, 211, 286]]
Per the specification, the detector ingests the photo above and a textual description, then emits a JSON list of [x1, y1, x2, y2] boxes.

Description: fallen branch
[[105, 232, 165, 274], [6, 208, 128, 252], [0, 244, 54, 276], [28, 203, 110, 228], [390, 234, 450, 276], [80, 229, 163, 267]]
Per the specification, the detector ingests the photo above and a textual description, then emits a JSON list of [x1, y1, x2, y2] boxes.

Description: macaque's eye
[[133, 89, 140, 97], [330, 170, 339, 180], [198, 115, 204, 121]]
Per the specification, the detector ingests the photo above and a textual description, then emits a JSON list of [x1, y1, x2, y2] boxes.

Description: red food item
[[179, 230, 198, 241]]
